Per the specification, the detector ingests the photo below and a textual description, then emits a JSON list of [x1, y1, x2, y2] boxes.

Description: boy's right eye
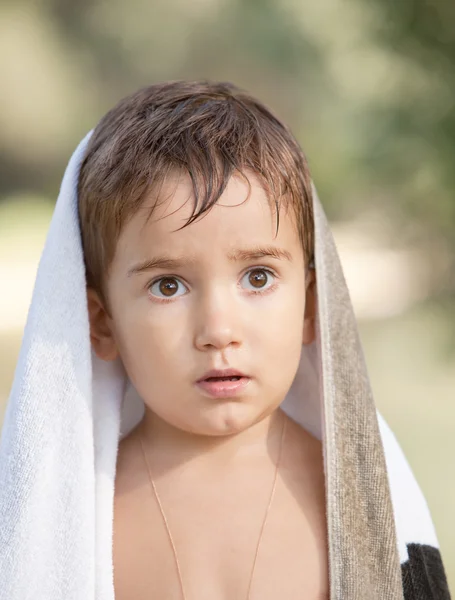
[[148, 277, 188, 300]]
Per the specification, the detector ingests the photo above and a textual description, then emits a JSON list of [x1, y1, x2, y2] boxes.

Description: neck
[[136, 408, 285, 471]]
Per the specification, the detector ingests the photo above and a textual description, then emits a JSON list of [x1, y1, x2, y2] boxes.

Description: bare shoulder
[[281, 413, 326, 487], [115, 426, 146, 493], [280, 412, 328, 550], [261, 413, 329, 598]]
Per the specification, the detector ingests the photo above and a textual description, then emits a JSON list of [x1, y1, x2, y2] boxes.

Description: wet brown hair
[[77, 80, 314, 305]]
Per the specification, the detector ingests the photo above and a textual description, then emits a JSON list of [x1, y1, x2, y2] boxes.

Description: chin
[[198, 402, 266, 436]]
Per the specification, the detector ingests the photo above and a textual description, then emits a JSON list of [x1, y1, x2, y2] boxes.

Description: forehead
[[113, 171, 302, 267]]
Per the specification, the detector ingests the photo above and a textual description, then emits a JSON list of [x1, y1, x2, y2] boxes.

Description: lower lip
[[195, 377, 251, 398]]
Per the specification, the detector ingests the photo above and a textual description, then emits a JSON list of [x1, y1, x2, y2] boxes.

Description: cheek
[[258, 286, 305, 341], [252, 290, 305, 376], [112, 303, 186, 381], [266, 322, 304, 371]]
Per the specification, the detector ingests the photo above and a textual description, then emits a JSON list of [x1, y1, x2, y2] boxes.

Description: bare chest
[[113, 440, 329, 600]]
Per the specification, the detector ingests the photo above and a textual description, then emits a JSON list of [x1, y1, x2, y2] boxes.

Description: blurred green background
[[0, 0, 453, 591]]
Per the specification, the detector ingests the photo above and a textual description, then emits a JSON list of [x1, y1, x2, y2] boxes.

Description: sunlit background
[[0, 0, 454, 591]]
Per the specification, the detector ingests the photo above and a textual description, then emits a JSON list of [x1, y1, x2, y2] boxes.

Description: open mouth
[[196, 374, 250, 397], [204, 376, 242, 382]]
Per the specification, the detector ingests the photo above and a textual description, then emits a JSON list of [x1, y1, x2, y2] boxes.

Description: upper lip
[[196, 368, 248, 382]]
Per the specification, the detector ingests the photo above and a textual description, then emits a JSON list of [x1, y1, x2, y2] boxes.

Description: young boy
[[79, 81, 329, 599], [0, 80, 450, 600]]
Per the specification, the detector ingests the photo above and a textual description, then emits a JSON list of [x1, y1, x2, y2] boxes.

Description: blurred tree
[[0, 0, 330, 203], [355, 0, 455, 293]]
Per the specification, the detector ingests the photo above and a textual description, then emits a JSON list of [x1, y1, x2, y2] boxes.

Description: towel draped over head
[[0, 132, 450, 599]]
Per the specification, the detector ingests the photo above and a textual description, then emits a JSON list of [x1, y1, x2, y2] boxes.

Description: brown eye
[[241, 268, 276, 293], [159, 278, 178, 296], [149, 277, 187, 299], [249, 269, 268, 288]]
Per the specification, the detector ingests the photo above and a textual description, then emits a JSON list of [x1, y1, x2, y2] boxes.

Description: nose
[[194, 287, 242, 352]]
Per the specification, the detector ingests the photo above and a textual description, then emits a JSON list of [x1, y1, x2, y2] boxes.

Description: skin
[[88, 170, 328, 599], [88, 170, 316, 457]]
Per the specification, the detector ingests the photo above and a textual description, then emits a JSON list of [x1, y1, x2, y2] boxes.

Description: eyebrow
[[127, 245, 293, 277]]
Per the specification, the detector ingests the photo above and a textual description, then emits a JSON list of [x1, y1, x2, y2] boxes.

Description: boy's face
[[88, 171, 316, 436]]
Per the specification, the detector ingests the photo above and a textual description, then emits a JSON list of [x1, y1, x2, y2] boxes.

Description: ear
[[302, 268, 316, 346], [86, 287, 119, 361]]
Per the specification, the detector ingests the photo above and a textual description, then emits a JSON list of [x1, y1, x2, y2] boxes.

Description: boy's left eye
[[240, 268, 276, 291]]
